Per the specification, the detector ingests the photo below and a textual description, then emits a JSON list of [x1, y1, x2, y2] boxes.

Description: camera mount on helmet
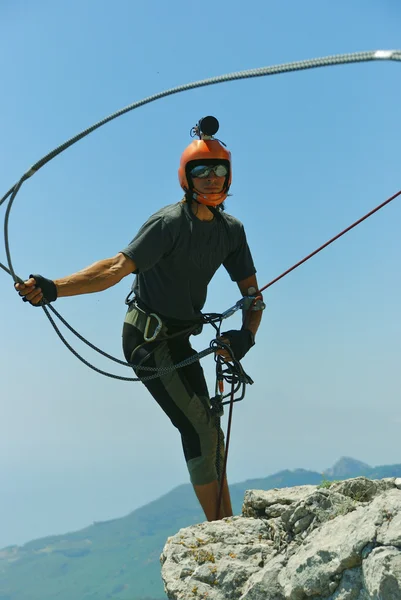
[[190, 116, 220, 140]]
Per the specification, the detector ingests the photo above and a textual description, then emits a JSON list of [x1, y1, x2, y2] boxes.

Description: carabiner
[[144, 313, 163, 342], [221, 299, 243, 320]]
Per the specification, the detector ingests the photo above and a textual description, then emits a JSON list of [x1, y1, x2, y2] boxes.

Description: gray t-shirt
[[121, 202, 256, 322]]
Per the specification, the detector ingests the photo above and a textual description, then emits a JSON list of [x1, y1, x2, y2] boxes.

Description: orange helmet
[[178, 119, 232, 206]]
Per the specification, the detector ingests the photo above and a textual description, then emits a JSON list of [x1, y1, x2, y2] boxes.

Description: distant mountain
[[322, 457, 401, 481], [322, 456, 372, 478], [1, 459, 400, 600]]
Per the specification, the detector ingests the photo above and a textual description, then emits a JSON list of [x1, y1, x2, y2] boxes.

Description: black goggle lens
[[190, 164, 228, 179]]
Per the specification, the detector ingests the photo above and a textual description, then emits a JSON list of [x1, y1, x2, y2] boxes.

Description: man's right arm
[[55, 252, 136, 297], [15, 252, 136, 305]]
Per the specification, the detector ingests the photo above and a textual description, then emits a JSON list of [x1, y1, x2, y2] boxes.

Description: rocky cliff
[[161, 477, 401, 599]]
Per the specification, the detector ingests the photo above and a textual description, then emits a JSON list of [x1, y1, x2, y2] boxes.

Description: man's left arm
[[237, 274, 264, 340], [217, 273, 264, 362]]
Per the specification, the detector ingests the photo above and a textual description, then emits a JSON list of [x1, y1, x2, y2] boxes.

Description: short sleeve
[[223, 224, 256, 282], [120, 215, 174, 273]]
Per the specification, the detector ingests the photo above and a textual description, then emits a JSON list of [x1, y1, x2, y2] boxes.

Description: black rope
[[2, 50, 399, 521], [1, 50, 400, 380], [45, 302, 217, 381]]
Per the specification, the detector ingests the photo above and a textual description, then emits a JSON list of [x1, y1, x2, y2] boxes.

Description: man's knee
[[186, 425, 225, 485], [187, 454, 217, 485]]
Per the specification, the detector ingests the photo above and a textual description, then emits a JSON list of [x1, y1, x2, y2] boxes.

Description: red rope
[[216, 188, 400, 521], [216, 381, 235, 520], [259, 189, 401, 294]]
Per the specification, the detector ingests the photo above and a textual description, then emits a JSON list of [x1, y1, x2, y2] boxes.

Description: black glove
[[220, 329, 255, 361], [22, 274, 58, 306]]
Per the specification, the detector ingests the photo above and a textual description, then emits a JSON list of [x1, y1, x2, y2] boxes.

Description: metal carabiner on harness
[[221, 298, 243, 320], [221, 293, 266, 320], [144, 313, 163, 342]]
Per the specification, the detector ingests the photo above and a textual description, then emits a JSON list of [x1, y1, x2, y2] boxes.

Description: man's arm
[[15, 252, 136, 305], [55, 252, 136, 297], [216, 273, 264, 362], [237, 274, 264, 339]]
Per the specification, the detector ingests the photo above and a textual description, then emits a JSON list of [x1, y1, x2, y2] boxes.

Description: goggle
[[190, 164, 228, 179]]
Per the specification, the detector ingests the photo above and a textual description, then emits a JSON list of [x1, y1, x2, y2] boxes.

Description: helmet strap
[[185, 191, 222, 219]]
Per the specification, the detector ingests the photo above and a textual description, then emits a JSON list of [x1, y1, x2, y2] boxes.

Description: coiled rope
[[1, 50, 400, 380], [2, 49, 400, 522]]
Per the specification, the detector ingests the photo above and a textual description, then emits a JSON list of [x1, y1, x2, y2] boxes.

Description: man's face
[[189, 163, 228, 195]]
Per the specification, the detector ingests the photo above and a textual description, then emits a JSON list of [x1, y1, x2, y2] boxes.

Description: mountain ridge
[[1, 457, 400, 600]]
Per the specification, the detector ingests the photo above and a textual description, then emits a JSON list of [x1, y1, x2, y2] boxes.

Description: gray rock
[[363, 546, 401, 599], [327, 567, 364, 600], [161, 477, 401, 600], [329, 476, 396, 503], [242, 486, 317, 518]]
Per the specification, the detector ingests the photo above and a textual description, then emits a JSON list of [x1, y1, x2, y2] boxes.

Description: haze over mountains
[[1, 457, 401, 600]]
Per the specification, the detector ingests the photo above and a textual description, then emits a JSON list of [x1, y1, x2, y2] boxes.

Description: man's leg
[[193, 475, 233, 521], [221, 475, 233, 518], [123, 311, 232, 520]]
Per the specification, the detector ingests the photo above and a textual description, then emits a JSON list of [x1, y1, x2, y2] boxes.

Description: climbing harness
[[2, 49, 401, 520]]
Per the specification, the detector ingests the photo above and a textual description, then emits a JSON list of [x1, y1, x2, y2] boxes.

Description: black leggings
[[122, 304, 225, 485]]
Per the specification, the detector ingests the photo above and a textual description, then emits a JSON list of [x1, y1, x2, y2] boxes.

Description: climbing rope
[[2, 50, 400, 279], [1, 49, 400, 382], [258, 189, 401, 294], [2, 49, 400, 521], [213, 187, 401, 519]]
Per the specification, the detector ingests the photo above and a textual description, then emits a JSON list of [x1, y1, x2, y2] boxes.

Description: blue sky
[[1, 0, 400, 548]]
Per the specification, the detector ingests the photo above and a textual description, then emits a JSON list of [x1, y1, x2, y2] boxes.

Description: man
[[15, 117, 263, 521]]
